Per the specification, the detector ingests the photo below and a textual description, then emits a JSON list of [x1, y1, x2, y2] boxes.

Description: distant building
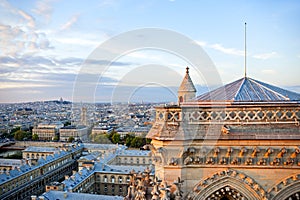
[[35, 145, 152, 198], [22, 146, 60, 165], [80, 107, 88, 126], [32, 190, 123, 200], [91, 126, 113, 135], [0, 159, 24, 172], [60, 125, 88, 142], [0, 143, 83, 200], [32, 122, 63, 141]]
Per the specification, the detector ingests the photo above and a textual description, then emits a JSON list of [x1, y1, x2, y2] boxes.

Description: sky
[[0, 0, 300, 103]]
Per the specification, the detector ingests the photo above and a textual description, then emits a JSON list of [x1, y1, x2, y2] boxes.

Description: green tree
[[94, 134, 112, 144], [111, 133, 120, 144], [68, 136, 75, 143], [53, 136, 59, 141], [125, 134, 135, 147], [13, 130, 26, 141], [130, 136, 144, 148], [32, 134, 39, 141]]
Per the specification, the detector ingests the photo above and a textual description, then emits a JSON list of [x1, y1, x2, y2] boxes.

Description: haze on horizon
[[0, 0, 300, 103]]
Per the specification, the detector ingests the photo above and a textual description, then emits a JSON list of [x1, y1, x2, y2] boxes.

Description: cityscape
[[1, 1, 300, 200]]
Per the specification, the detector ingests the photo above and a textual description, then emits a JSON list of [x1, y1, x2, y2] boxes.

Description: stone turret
[[178, 67, 196, 104]]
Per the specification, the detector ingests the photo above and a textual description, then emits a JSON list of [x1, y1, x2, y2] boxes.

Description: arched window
[[111, 176, 115, 183], [179, 96, 183, 102], [118, 176, 122, 183], [103, 175, 107, 182]]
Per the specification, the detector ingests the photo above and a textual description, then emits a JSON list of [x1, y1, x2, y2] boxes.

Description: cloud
[[261, 69, 277, 75], [32, 0, 54, 23], [209, 43, 244, 56], [60, 14, 80, 31], [195, 40, 244, 56], [0, 1, 52, 57], [253, 52, 277, 60], [18, 10, 35, 29]]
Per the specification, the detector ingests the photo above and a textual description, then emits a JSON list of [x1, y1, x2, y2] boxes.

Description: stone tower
[[178, 67, 196, 104]]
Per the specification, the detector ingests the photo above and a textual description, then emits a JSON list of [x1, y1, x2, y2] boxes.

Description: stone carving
[[124, 170, 186, 200], [159, 181, 171, 200], [221, 125, 230, 134], [168, 157, 178, 166], [238, 147, 247, 157], [264, 147, 273, 158], [268, 174, 300, 199], [277, 147, 287, 158], [190, 169, 267, 200], [172, 177, 184, 200], [226, 147, 233, 157], [181, 146, 299, 167], [251, 147, 260, 157]]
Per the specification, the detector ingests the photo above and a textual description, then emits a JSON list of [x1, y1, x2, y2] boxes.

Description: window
[[119, 176, 122, 183], [126, 177, 130, 182], [119, 186, 123, 193], [104, 176, 107, 183], [111, 176, 115, 183]]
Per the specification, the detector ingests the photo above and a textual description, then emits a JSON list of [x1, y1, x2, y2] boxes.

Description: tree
[[94, 134, 112, 144], [68, 136, 75, 143], [125, 134, 135, 147], [53, 136, 59, 141], [111, 133, 120, 144], [32, 134, 39, 141], [13, 130, 26, 141], [130, 137, 144, 148]]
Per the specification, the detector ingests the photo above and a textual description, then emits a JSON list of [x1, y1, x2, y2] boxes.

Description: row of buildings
[[32, 123, 88, 142], [0, 142, 152, 200]]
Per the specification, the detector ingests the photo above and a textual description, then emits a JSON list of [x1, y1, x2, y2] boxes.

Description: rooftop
[[41, 190, 123, 200], [195, 77, 300, 102]]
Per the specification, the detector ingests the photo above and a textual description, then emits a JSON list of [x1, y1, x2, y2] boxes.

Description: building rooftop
[[40, 190, 123, 200], [117, 150, 150, 157], [23, 146, 59, 153], [195, 77, 300, 102]]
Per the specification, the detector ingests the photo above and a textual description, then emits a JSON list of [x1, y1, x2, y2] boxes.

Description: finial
[[186, 66, 189, 74]]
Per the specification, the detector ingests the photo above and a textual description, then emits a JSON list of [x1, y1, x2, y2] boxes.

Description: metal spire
[[244, 22, 247, 78]]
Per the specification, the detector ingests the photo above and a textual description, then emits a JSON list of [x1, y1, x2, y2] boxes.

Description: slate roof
[[195, 77, 300, 102], [42, 191, 123, 200], [178, 67, 196, 92]]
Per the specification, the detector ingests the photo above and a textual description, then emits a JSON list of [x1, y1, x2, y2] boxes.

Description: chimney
[[72, 170, 77, 175], [39, 196, 45, 200], [64, 192, 68, 199], [64, 175, 69, 180]]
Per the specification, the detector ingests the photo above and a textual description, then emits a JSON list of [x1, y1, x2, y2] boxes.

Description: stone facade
[[146, 71, 300, 200]]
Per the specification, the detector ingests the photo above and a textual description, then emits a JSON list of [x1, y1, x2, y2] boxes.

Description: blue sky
[[0, 0, 299, 103]]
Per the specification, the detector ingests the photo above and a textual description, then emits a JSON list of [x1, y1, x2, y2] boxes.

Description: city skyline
[[0, 0, 300, 103]]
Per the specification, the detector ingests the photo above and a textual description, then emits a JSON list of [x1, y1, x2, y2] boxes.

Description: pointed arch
[[270, 174, 300, 200], [187, 169, 266, 200]]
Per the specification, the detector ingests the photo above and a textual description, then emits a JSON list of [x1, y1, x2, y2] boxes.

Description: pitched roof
[[178, 67, 196, 92], [195, 77, 300, 102]]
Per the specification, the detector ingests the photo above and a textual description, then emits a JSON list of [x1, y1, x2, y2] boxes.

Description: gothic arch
[[270, 174, 300, 200], [187, 169, 266, 200]]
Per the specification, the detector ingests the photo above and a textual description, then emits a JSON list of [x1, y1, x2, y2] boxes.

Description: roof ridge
[[233, 77, 247, 101]]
